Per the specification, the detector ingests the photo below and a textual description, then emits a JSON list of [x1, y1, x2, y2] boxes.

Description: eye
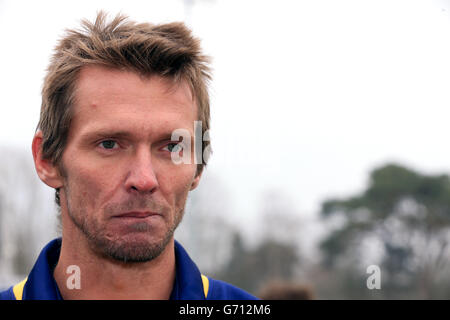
[[163, 142, 183, 153], [99, 140, 118, 150]]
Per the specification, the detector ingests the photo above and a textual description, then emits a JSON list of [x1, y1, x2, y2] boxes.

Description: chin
[[97, 229, 174, 263]]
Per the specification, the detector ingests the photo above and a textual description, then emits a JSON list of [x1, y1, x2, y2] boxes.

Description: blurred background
[[1, 0, 450, 299]]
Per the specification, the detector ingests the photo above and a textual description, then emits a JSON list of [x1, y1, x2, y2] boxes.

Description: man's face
[[58, 65, 200, 262]]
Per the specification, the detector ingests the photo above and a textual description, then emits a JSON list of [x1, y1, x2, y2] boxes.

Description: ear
[[32, 130, 64, 189], [190, 167, 203, 191]]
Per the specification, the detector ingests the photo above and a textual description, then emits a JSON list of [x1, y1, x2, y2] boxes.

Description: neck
[[53, 221, 176, 300]]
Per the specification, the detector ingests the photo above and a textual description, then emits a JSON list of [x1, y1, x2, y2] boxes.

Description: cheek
[[158, 165, 196, 204], [66, 172, 98, 210], [65, 163, 115, 212]]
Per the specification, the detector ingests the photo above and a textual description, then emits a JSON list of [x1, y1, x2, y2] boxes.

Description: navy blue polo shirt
[[0, 238, 257, 300]]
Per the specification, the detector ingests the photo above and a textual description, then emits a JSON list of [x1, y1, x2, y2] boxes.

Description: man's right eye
[[99, 140, 118, 150]]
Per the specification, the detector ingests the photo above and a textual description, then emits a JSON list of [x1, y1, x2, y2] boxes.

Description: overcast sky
[[1, 0, 450, 235]]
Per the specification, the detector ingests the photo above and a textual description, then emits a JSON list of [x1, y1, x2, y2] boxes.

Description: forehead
[[69, 65, 197, 139]]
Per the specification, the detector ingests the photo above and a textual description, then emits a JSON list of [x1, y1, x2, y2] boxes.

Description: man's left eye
[[99, 140, 118, 149], [163, 143, 183, 153]]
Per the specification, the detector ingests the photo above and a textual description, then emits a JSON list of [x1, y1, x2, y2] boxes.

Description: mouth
[[113, 211, 161, 219]]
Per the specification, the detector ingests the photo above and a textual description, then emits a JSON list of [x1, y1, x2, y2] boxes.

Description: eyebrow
[[80, 130, 136, 142], [79, 129, 190, 143]]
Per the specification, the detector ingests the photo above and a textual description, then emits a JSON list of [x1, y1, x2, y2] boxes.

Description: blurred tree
[[212, 189, 307, 295], [0, 146, 56, 278], [214, 232, 300, 295], [319, 163, 450, 298], [175, 171, 237, 274], [257, 190, 303, 245]]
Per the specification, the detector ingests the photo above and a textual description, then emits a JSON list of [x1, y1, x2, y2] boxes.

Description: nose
[[125, 148, 159, 194]]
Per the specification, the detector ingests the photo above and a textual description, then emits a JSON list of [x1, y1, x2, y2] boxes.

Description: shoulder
[[0, 286, 16, 300], [205, 277, 259, 300], [0, 278, 27, 300]]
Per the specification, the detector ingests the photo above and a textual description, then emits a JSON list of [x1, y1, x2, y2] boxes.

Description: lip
[[113, 211, 160, 219]]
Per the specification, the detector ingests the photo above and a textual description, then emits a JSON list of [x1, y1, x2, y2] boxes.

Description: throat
[[53, 237, 176, 300]]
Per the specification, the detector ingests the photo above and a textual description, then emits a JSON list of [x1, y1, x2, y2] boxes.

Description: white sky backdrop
[[1, 0, 450, 240]]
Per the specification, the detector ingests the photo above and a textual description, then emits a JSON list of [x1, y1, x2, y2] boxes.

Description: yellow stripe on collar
[[201, 274, 209, 299], [13, 278, 28, 300]]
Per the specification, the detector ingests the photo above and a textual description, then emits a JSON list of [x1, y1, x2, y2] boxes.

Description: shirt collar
[[170, 239, 205, 300], [22, 238, 205, 300], [23, 238, 62, 300]]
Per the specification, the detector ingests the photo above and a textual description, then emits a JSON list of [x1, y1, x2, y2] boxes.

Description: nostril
[[129, 183, 157, 194]]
